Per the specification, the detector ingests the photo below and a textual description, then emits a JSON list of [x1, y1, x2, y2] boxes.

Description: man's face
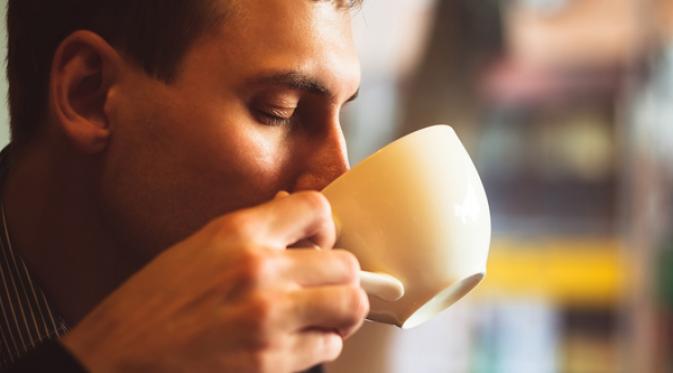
[[99, 0, 360, 258]]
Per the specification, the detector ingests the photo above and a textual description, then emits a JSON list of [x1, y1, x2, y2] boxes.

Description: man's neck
[[2, 141, 138, 325]]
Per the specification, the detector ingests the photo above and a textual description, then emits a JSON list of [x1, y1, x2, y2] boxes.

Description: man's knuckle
[[343, 286, 368, 322], [355, 287, 370, 318], [299, 191, 332, 217], [238, 248, 273, 283], [301, 333, 342, 369], [334, 250, 360, 281], [320, 333, 343, 362], [225, 212, 257, 236], [247, 350, 275, 373]]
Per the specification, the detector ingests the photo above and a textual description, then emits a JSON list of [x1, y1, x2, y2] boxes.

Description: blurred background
[[0, 0, 670, 372], [327, 0, 673, 372]]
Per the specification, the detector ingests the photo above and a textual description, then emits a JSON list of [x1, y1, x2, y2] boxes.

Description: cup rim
[[322, 124, 455, 192]]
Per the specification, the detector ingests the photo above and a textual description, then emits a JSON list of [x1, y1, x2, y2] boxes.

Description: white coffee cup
[[322, 125, 491, 329]]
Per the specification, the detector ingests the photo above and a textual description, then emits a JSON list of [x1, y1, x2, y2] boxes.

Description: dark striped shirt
[[0, 149, 69, 368]]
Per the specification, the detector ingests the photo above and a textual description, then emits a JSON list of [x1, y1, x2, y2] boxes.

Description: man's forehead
[[164, 0, 361, 107], [216, 0, 359, 19], [314, 0, 361, 9], [209, 0, 354, 39], [222, 0, 360, 11], [200, 0, 360, 87]]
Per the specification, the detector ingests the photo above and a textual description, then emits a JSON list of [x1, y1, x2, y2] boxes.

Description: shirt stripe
[[0, 148, 69, 368], [0, 242, 26, 359], [4, 233, 36, 350], [0, 253, 22, 361]]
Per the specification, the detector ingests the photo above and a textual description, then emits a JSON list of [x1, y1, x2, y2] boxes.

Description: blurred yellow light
[[474, 238, 627, 306]]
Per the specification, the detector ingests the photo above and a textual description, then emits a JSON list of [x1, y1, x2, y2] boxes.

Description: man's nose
[[291, 123, 350, 192]]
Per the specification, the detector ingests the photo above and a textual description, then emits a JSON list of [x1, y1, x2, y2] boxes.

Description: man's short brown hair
[[5, 1, 228, 144], [6, 0, 226, 144]]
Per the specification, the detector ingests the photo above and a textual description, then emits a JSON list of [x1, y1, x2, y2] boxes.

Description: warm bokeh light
[[0, 0, 668, 372], [327, 0, 673, 372]]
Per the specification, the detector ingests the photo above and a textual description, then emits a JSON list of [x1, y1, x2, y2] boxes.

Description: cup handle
[[324, 216, 404, 301], [359, 271, 405, 302]]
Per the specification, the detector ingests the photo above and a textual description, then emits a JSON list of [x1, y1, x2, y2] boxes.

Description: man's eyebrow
[[248, 72, 360, 104]]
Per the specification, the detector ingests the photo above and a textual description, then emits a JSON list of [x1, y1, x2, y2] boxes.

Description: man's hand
[[61, 191, 368, 372]]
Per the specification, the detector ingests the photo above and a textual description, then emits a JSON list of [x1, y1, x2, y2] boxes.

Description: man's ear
[[49, 30, 122, 154]]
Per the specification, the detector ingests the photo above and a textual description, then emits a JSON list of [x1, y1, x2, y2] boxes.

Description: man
[[1, 0, 368, 371]]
